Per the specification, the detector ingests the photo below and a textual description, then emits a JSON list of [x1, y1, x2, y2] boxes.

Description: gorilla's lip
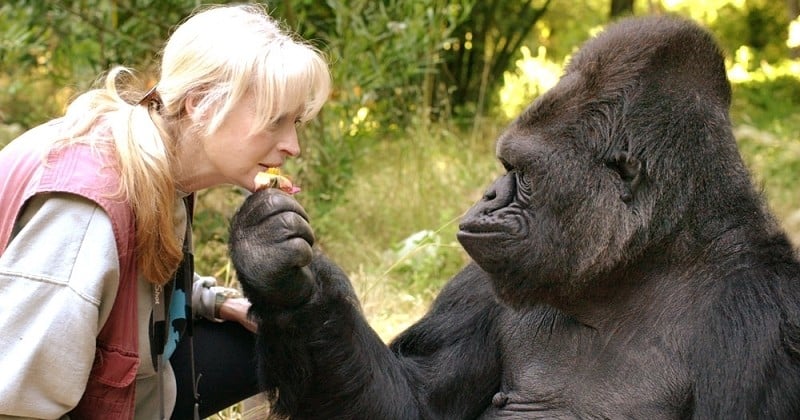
[[455, 232, 492, 250], [458, 219, 518, 235], [456, 224, 518, 241], [456, 231, 513, 245]]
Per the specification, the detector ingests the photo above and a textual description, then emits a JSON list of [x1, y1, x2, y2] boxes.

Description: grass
[[306, 121, 502, 329]]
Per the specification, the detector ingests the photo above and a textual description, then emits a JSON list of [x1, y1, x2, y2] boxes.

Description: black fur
[[230, 15, 800, 419]]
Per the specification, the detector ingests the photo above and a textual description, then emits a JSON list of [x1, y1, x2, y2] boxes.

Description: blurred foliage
[[434, 0, 553, 122], [192, 187, 247, 285], [732, 74, 800, 219], [274, 0, 480, 217], [0, 0, 204, 127]]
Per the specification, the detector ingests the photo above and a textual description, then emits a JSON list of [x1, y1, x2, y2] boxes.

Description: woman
[[0, 4, 330, 419]]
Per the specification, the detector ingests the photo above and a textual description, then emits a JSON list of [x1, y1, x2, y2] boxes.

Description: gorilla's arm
[[230, 190, 502, 419], [388, 263, 504, 417]]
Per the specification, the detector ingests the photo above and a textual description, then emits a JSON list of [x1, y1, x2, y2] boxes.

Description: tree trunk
[[438, 0, 553, 122], [789, 0, 800, 58], [610, 0, 635, 19]]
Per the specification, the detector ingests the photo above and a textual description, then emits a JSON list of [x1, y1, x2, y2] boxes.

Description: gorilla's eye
[[500, 158, 513, 173], [605, 154, 642, 182]]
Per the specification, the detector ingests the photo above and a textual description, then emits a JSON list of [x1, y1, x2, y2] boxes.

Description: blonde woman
[[0, 4, 330, 419]]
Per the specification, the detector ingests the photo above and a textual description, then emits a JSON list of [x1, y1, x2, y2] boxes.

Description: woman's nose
[[281, 130, 301, 157]]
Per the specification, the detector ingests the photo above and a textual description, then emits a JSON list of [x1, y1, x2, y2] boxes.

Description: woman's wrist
[[212, 287, 244, 320], [218, 297, 258, 333]]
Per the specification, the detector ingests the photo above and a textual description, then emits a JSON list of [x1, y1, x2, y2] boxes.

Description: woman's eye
[[268, 117, 284, 129]]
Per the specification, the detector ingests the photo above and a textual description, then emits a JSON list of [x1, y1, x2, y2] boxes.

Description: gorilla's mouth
[[457, 217, 524, 237], [456, 222, 521, 248], [457, 217, 527, 266], [456, 231, 495, 254]]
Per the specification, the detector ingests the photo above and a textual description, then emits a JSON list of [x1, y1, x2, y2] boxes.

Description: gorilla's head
[[457, 16, 758, 308]]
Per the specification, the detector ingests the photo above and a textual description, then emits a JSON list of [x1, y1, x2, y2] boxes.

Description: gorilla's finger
[[232, 236, 313, 282], [232, 210, 315, 250], [268, 212, 315, 246], [243, 266, 316, 309], [235, 189, 309, 229], [281, 237, 314, 266]]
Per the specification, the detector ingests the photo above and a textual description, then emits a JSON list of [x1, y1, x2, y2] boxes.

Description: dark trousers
[[170, 319, 262, 419]]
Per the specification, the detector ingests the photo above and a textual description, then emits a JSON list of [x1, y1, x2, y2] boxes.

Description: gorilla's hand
[[229, 189, 316, 309]]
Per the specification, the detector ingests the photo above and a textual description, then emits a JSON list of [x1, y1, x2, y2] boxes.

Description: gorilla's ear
[[606, 151, 643, 204]]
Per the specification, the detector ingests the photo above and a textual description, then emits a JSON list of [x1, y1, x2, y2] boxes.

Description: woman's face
[[179, 95, 301, 192]]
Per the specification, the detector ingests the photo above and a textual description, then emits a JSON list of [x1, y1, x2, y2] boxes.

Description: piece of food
[[254, 168, 301, 194]]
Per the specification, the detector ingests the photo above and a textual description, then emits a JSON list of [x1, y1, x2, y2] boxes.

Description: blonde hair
[[58, 4, 331, 284]]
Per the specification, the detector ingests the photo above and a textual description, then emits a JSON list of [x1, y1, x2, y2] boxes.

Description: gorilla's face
[[457, 17, 735, 309], [457, 81, 645, 306], [456, 50, 664, 307]]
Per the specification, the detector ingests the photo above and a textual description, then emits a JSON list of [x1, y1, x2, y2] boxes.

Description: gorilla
[[229, 15, 800, 419]]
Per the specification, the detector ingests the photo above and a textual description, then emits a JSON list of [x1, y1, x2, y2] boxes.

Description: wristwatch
[[211, 286, 243, 320]]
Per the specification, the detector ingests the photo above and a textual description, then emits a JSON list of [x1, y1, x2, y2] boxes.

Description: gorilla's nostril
[[491, 392, 509, 407]]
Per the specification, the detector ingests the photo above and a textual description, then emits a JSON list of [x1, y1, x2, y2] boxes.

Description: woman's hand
[[217, 297, 258, 333]]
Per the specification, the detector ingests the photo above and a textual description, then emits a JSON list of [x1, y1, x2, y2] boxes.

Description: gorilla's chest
[[481, 308, 690, 419]]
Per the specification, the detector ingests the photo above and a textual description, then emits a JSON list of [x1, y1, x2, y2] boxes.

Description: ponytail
[[60, 67, 182, 285]]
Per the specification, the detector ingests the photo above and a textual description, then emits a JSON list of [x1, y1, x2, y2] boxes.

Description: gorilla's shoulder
[[389, 262, 505, 356], [435, 263, 498, 306]]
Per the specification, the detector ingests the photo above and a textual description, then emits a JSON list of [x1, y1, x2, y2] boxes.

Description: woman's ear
[[184, 93, 202, 123]]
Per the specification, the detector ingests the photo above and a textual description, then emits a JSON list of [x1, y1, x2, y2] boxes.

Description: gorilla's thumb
[[242, 266, 316, 308]]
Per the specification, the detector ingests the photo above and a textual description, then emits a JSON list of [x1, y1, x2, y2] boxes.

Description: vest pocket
[[91, 343, 140, 387], [69, 344, 140, 419]]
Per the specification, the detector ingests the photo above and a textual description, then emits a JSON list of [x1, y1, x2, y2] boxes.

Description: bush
[[732, 74, 800, 225]]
